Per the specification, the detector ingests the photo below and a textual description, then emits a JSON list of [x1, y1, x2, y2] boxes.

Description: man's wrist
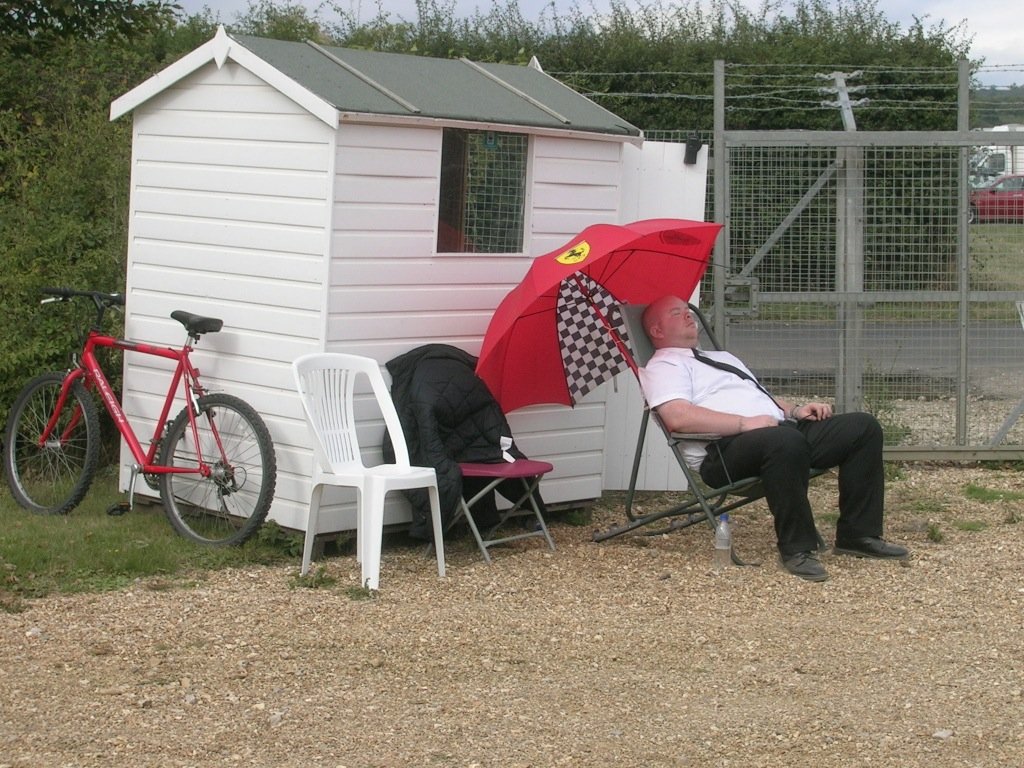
[[788, 406, 800, 420]]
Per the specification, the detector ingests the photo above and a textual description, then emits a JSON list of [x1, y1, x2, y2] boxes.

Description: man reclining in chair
[[639, 295, 909, 582]]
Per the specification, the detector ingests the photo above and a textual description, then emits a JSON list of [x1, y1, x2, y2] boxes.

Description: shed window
[[437, 128, 527, 253]]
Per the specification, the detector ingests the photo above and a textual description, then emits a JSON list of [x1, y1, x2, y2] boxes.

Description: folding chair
[[593, 303, 823, 555], [452, 459, 556, 563], [383, 344, 556, 564], [292, 353, 447, 589]]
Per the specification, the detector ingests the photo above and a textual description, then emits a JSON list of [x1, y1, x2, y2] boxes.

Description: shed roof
[[110, 27, 641, 140]]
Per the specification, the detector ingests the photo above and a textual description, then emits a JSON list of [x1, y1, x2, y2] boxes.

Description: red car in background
[[969, 174, 1024, 223]]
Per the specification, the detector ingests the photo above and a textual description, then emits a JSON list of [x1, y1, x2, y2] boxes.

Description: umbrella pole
[[569, 274, 640, 376]]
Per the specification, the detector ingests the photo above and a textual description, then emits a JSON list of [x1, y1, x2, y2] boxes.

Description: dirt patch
[[2, 464, 1023, 767]]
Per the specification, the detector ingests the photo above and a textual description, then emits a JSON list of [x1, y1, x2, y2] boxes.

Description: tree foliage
[[0, 0, 179, 48], [972, 85, 1024, 127], [0, 0, 1000, 419], [0, 6, 203, 414], [232, 0, 329, 42]]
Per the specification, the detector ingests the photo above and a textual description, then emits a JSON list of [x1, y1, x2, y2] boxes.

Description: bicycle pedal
[[106, 501, 131, 516]]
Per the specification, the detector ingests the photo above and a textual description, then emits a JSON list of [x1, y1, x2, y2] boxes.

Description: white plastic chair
[[292, 353, 446, 589]]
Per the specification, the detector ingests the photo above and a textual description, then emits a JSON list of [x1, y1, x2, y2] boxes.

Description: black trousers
[[698, 412, 884, 556]]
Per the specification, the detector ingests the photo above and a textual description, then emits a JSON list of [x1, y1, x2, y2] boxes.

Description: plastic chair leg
[[301, 485, 324, 576], [359, 485, 387, 590], [354, 488, 365, 566], [426, 484, 446, 578]]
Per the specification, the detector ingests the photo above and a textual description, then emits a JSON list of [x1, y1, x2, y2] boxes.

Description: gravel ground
[[2, 464, 1024, 767]]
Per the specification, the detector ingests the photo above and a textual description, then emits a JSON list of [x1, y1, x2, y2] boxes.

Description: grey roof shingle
[[232, 34, 641, 138]]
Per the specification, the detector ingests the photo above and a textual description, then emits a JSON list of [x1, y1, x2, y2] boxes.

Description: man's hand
[[792, 402, 832, 421]]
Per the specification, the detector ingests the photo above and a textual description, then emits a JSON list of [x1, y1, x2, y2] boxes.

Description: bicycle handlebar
[[41, 287, 125, 328], [41, 287, 125, 306]]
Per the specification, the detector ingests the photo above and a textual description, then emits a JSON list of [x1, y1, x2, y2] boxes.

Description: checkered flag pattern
[[557, 277, 632, 404]]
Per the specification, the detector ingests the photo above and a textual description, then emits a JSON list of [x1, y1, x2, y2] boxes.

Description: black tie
[[690, 348, 784, 412]]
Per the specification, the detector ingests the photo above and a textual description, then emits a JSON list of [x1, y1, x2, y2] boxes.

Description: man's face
[[648, 296, 699, 348]]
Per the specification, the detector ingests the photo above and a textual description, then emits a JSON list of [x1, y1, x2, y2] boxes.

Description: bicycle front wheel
[[3, 372, 101, 514], [158, 393, 276, 546]]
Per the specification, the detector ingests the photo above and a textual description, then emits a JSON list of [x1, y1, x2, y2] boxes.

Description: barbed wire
[[556, 63, 1024, 123], [580, 91, 712, 100], [550, 66, 961, 82], [725, 62, 957, 72], [549, 70, 712, 77]]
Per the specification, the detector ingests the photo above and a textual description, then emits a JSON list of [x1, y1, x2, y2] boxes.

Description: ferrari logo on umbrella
[[556, 242, 591, 265]]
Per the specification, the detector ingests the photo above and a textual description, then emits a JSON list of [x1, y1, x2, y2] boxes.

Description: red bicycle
[[2, 288, 276, 546]]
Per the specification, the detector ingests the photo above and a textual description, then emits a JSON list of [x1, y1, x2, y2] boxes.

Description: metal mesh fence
[[725, 143, 1024, 455], [647, 131, 1024, 456]]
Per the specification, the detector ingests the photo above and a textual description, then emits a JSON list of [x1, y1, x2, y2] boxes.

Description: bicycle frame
[[5, 287, 276, 543], [43, 328, 214, 478]]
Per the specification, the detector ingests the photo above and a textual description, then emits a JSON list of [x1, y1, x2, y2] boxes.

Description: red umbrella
[[477, 218, 722, 412]]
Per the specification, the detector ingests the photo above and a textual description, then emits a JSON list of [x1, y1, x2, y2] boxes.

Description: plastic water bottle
[[713, 513, 732, 570]]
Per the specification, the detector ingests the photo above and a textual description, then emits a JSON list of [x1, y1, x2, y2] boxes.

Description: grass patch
[[343, 585, 376, 601], [346, 589, 378, 602], [963, 482, 1024, 503], [863, 370, 913, 446], [884, 462, 907, 482], [817, 511, 839, 526], [970, 225, 1024, 292], [953, 520, 988, 532], [292, 565, 339, 590], [907, 498, 948, 515], [0, 474, 293, 608]]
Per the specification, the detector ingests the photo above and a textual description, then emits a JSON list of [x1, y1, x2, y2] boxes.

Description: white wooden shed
[[109, 28, 708, 535]]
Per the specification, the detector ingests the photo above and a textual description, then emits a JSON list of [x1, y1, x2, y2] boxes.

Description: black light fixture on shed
[[683, 133, 701, 165]]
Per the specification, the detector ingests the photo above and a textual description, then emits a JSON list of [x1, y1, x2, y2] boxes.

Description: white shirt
[[639, 347, 784, 467]]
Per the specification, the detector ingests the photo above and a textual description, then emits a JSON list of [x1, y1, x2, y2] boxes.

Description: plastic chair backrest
[[292, 353, 411, 474]]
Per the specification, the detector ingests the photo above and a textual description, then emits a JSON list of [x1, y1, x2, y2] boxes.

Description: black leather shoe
[[834, 537, 909, 560], [780, 551, 829, 582]]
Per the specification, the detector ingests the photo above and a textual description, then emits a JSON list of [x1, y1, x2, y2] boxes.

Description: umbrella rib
[[594, 247, 711, 286]]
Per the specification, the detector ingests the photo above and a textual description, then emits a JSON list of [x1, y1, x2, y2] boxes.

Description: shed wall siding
[[119, 61, 333, 529], [120, 61, 641, 538], [305, 126, 624, 530]]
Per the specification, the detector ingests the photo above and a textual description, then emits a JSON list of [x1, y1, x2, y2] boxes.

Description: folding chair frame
[[446, 460, 556, 563], [592, 303, 823, 553]]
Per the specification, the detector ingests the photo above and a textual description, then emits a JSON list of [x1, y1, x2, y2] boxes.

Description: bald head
[[642, 295, 699, 350]]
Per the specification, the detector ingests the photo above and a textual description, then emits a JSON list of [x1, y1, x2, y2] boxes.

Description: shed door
[[602, 140, 711, 490]]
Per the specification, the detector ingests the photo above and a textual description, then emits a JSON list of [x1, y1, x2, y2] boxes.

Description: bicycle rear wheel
[[3, 372, 101, 514], [158, 393, 276, 546]]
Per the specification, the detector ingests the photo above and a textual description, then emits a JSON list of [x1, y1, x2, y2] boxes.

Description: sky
[[173, 0, 1022, 87]]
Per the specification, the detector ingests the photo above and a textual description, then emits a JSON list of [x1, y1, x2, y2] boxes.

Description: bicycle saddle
[[171, 310, 223, 336]]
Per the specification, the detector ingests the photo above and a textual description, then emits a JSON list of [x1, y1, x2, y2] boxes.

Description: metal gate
[[705, 129, 1024, 459]]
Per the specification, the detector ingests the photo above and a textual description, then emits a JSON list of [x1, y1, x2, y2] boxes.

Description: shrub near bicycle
[[2, 288, 277, 546]]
